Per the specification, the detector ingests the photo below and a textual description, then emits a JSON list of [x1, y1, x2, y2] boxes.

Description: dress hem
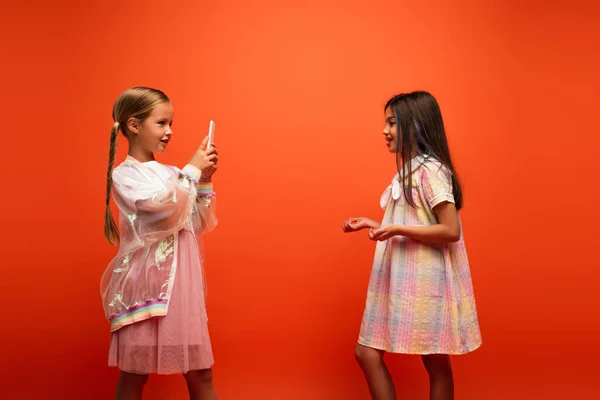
[[357, 339, 482, 356], [109, 363, 215, 376]]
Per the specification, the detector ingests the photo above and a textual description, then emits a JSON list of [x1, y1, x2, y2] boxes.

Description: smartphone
[[207, 120, 215, 149]]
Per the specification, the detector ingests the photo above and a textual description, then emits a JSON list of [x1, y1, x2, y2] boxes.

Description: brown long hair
[[104, 87, 170, 245], [385, 91, 463, 210]]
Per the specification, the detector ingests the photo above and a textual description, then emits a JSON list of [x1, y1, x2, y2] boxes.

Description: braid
[[104, 122, 120, 245]]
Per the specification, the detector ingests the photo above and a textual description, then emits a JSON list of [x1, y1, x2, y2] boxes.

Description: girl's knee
[[119, 371, 149, 386], [421, 354, 453, 378], [184, 368, 214, 385], [355, 344, 384, 369]]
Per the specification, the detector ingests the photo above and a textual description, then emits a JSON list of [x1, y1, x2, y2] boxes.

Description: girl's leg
[[421, 354, 454, 400], [114, 371, 149, 400], [184, 368, 217, 400], [355, 344, 396, 400]]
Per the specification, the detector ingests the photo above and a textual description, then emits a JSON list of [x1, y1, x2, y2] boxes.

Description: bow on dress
[[380, 176, 401, 209]]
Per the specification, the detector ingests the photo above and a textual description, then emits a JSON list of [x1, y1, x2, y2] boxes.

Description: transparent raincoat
[[100, 156, 217, 332]]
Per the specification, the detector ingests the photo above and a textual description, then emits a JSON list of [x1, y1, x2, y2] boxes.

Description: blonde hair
[[104, 87, 170, 245]]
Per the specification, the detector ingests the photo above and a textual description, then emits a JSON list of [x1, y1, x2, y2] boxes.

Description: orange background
[[1, 0, 599, 399]]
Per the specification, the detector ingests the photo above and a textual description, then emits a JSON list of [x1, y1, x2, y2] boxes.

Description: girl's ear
[[127, 117, 140, 135]]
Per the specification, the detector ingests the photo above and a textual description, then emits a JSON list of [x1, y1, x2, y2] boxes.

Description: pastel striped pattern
[[358, 161, 482, 355], [109, 299, 168, 332], [197, 182, 214, 197], [181, 164, 201, 182]]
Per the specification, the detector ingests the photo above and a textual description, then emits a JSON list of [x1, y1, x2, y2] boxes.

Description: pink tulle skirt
[[108, 230, 214, 375]]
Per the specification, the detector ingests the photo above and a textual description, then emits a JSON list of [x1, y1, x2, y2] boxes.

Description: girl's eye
[[158, 121, 165, 126]]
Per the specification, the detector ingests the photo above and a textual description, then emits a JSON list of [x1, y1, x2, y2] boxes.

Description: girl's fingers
[[201, 135, 209, 148]]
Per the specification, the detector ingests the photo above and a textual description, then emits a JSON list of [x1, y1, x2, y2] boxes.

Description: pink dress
[[103, 158, 216, 375]]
